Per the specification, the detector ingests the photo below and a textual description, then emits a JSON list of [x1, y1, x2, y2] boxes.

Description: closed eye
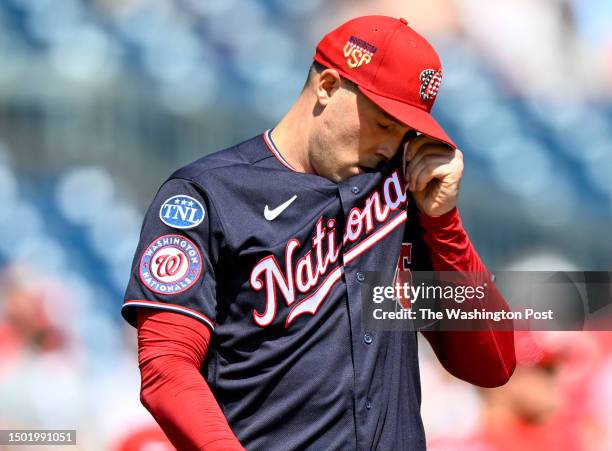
[[377, 121, 392, 130]]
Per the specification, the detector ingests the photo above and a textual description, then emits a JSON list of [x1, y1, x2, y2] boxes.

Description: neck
[[270, 95, 315, 174]]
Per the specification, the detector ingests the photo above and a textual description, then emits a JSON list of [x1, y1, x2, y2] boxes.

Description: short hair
[[302, 61, 359, 93]]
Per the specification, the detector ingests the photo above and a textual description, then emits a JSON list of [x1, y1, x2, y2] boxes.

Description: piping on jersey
[[250, 170, 408, 328], [122, 299, 215, 331], [263, 129, 297, 172]]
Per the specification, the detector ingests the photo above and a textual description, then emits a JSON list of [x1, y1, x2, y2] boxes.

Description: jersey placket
[[338, 178, 377, 451]]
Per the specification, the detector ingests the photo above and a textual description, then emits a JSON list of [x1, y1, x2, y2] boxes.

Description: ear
[[315, 69, 342, 107]]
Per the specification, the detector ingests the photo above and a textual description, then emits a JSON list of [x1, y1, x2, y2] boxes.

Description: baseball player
[[122, 16, 515, 450]]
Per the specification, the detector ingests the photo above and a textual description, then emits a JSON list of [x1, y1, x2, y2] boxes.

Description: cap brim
[[358, 85, 456, 149]]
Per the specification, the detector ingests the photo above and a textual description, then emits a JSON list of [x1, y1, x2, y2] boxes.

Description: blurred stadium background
[[0, 0, 611, 449]]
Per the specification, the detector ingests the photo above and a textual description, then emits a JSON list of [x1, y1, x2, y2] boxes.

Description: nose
[[378, 128, 412, 162]]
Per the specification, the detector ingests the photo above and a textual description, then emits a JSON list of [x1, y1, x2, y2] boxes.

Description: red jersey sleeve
[[137, 309, 244, 451], [417, 207, 516, 387]]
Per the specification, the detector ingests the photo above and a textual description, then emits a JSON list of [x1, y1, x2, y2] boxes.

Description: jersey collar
[[263, 129, 298, 172]]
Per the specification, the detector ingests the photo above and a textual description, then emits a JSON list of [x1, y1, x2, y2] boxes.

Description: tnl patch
[[159, 195, 205, 229], [139, 234, 203, 295], [344, 35, 378, 69]]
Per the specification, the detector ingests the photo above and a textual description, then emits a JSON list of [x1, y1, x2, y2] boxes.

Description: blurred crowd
[[423, 330, 612, 451], [0, 0, 611, 449], [422, 251, 612, 451]]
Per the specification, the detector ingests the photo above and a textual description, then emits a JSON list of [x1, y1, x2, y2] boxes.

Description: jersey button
[[366, 399, 372, 409], [363, 333, 373, 345], [351, 186, 360, 195], [356, 272, 365, 282]]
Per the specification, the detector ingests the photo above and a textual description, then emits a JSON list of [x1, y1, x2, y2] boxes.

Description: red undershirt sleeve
[[137, 308, 244, 451], [418, 207, 516, 387]]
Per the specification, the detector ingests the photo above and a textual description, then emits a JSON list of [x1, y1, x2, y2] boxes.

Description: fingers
[[404, 136, 455, 188], [404, 135, 453, 162], [406, 146, 453, 176], [407, 155, 453, 192]]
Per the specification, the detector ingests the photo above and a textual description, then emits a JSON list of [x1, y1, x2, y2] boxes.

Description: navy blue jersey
[[122, 130, 434, 450]]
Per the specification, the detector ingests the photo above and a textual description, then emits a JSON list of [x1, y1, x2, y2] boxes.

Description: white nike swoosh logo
[[264, 195, 298, 221]]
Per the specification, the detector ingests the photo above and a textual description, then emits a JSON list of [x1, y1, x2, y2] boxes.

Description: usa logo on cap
[[343, 35, 378, 69]]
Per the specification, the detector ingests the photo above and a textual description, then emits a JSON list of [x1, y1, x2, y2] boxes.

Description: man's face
[[310, 73, 412, 182]]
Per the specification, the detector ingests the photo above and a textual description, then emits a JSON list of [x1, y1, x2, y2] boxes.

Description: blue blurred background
[[0, 0, 611, 449]]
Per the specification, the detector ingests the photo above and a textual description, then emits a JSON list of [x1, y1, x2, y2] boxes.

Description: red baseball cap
[[314, 15, 455, 149]]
